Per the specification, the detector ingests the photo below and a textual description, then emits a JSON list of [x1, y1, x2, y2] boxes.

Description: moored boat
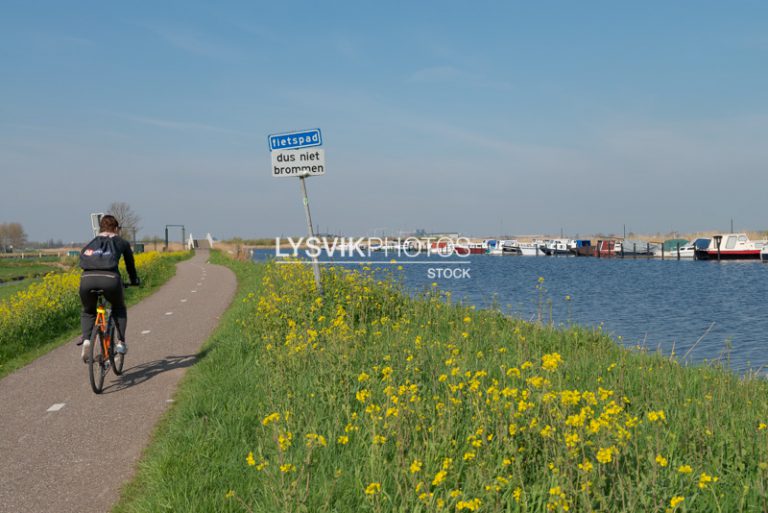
[[619, 240, 661, 256], [694, 233, 763, 260], [454, 241, 486, 255], [653, 238, 709, 259], [569, 239, 592, 256], [762, 245, 768, 262], [541, 239, 573, 256]]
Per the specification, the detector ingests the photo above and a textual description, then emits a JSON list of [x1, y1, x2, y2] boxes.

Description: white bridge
[[187, 233, 215, 250]]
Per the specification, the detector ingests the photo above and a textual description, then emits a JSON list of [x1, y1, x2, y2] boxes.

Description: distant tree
[[107, 202, 141, 242], [0, 222, 27, 250]]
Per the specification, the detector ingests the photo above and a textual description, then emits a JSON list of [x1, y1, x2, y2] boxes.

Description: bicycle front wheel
[[88, 327, 107, 394], [108, 322, 124, 375]]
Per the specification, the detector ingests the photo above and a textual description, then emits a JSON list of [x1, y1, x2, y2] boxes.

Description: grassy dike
[[115, 253, 768, 513]]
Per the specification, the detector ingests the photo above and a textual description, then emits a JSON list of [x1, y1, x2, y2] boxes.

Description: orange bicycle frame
[[95, 303, 111, 355]]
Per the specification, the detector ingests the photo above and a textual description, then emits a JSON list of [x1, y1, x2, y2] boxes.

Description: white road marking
[[47, 403, 65, 412], [191, 290, 197, 293], [180, 299, 188, 303], [141, 330, 151, 335], [166, 399, 174, 403], [165, 312, 173, 316]]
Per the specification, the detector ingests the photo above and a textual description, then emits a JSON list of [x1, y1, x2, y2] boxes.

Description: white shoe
[[116, 341, 127, 354], [81, 339, 91, 363]]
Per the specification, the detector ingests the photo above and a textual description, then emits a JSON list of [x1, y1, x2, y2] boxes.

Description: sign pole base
[[299, 175, 323, 295]]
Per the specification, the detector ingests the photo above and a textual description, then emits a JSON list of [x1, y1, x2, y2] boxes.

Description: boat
[[694, 233, 763, 260], [619, 240, 661, 256], [502, 241, 523, 255], [762, 245, 768, 262], [541, 239, 573, 256], [453, 241, 486, 255], [653, 238, 709, 259], [521, 242, 544, 256], [596, 240, 621, 256], [569, 240, 592, 256], [486, 239, 503, 256]]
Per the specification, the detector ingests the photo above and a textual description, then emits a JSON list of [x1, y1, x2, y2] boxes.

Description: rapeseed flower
[[541, 352, 563, 372], [262, 412, 281, 426]]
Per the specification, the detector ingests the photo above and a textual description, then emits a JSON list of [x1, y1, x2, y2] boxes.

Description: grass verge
[[114, 255, 768, 513]]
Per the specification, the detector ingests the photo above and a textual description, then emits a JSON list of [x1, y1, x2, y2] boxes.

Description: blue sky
[[2, 1, 768, 242]]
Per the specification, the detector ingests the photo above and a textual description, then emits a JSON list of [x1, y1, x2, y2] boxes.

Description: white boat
[[486, 239, 503, 255], [519, 242, 543, 256], [762, 245, 768, 262], [541, 239, 574, 256], [652, 238, 710, 259], [695, 233, 763, 260]]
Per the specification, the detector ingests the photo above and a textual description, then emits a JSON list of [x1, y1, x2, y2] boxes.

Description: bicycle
[[87, 285, 130, 394]]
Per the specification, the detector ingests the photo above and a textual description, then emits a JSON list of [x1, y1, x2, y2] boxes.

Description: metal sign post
[[269, 128, 325, 295], [299, 173, 323, 295]]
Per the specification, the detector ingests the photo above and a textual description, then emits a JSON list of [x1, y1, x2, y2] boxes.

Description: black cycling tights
[[79, 271, 127, 342]]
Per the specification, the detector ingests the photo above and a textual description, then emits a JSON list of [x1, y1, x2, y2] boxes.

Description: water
[[252, 249, 768, 374]]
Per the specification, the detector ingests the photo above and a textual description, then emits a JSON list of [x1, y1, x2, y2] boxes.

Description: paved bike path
[[0, 250, 237, 513]]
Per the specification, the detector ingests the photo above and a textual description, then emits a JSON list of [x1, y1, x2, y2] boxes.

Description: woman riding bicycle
[[77, 215, 140, 362]]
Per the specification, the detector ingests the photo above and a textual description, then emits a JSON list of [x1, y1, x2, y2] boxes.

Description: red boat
[[453, 242, 486, 255]]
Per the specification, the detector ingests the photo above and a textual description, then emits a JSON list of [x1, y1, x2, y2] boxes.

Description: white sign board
[[271, 148, 326, 178], [90, 212, 104, 237]]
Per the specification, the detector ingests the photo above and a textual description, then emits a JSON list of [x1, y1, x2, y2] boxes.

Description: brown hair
[[99, 215, 120, 233]]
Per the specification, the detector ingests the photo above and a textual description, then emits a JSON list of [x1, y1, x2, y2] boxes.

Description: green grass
[[0, 278, 40, 301], [0, 252, 193, 380], [0, 261, 61, 282], [113, 255, 768, 513]]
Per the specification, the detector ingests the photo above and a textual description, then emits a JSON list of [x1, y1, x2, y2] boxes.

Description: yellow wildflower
[[456, 498, 482, 511], [670, 496, 685, 508], [364, 482, 381, 495], [262, 412, 280, 426], [278, 431, 293, 451], [541, 352, 563, 372], [410, 459, 423, 474], [698, 472, 718, 489], [596, 447, 615, 464]]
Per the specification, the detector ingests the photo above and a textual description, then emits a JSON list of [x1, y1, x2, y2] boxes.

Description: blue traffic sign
[[268, 128, 322, 151]]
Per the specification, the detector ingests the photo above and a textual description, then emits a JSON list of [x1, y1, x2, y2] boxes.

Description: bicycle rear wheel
[[108, 321, 124, 375], [88, 326, 107, 394]]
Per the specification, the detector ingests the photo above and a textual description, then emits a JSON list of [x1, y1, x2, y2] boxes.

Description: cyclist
[[77, 215, 140, 362]]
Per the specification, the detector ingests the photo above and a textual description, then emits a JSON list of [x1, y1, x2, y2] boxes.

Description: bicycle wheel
[[88, 326, 107, 394], [108, 320, 124, 375]]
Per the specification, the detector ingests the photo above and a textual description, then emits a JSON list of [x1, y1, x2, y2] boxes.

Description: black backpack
[[79, 236, 120, 270]]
